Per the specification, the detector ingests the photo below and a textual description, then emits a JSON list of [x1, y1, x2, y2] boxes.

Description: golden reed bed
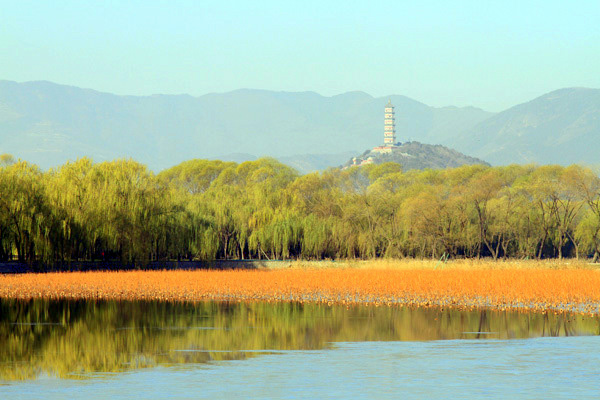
[[1, 260, 600, 314]]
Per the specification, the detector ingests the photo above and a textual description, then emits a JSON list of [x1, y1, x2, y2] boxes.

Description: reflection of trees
[[0, 299, 598, 380]]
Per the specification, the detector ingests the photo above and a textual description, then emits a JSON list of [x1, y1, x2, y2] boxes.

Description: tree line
[[1, 154, 600, 265]]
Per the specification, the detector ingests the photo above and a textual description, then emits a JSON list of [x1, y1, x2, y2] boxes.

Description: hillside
[[2, 81, 599, 171], [451, 88, 600, 166], [344, 142, 489, 171], [0, 80, 492, 171]]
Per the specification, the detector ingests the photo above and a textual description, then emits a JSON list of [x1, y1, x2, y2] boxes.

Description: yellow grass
[[2, 260, 600, 314]]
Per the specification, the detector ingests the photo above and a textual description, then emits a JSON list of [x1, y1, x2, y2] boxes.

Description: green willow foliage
[[1, 156, 600, 264]]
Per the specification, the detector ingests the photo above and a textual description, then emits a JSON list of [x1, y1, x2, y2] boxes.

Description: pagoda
[[384, 100, 396, 145], [372, 100, 399, 154]]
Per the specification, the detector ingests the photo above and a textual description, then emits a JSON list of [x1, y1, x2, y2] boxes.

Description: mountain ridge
[[0, 80, 493, 171], [2, 80, 598, 172], [450, 87, 600, 166]]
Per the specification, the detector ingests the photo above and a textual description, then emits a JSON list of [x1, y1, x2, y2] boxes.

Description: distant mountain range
[[0, 80, 598, 173], [0, 80, 491, 172]]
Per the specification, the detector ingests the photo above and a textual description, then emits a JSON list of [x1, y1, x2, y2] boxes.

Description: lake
[[1, 299, 599, 399]]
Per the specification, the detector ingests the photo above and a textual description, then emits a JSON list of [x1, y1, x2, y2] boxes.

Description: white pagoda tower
[[383, 100, 396, 146], [372, 100, 398, 154]]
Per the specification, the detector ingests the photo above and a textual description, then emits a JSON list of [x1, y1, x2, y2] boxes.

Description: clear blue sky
[[2, 0, 599, 111]]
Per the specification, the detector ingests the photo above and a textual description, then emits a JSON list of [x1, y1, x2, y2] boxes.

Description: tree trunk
[[537, 232, 547, 260]]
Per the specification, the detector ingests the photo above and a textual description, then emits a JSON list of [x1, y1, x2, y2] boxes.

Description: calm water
[[1, 299, 599, 399]]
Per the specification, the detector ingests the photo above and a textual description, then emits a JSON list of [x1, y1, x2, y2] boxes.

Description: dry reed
[[2, 261, 600, 314]]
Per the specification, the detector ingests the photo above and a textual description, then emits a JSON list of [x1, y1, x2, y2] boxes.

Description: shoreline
[[2, 258, 599, 274]]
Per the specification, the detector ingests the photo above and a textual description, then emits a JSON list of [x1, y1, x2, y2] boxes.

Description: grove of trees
[[2, 154, 600, 265]]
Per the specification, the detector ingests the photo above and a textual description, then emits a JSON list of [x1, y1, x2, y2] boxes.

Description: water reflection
[[0, 299, 598, 381]]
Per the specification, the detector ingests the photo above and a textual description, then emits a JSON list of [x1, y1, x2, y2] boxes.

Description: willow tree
[[47, 158, 96, 261], [4, 154, 600, 265], [573, 166, 600, 261], [157, 159, 236, 195], [0, 154, 16, 167], [0, 161, 49, 262], [84, 160, 176, 264]]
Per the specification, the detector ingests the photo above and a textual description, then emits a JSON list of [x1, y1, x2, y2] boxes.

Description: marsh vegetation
[[2, 261, 600, 314]]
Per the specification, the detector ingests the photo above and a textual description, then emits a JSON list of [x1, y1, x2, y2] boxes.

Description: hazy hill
[[3, 80, 597, 172], [345, 142, 489, 171], [0, 80, 492, 171], [451, 88, 600, 166]]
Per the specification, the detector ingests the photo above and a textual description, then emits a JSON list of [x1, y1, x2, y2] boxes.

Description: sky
[[1, 0, 599, 111]]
